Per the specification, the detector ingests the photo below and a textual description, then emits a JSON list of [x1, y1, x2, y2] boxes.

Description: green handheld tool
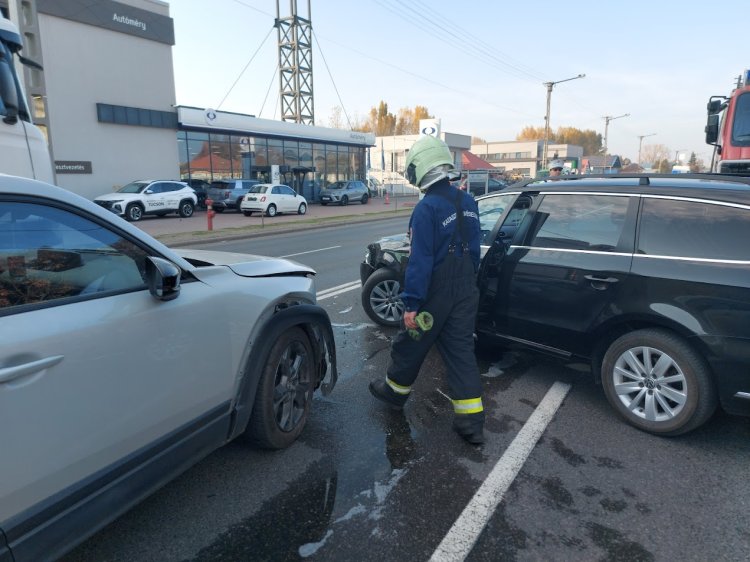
[[408, 311, 434, 340]]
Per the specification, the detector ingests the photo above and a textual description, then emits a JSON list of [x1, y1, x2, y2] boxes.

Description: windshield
[[249, 185, 268, 194], [117, 182, 149, 194]]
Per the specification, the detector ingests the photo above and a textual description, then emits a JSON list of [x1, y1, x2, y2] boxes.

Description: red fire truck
[[706, 69, 750, 174]]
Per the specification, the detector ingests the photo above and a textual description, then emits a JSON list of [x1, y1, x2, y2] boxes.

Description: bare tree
[[640, 143, 672, 167], [328, 106, 344, 129]]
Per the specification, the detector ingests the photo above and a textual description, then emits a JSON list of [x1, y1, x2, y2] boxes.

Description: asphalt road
[[64, 218, 750, 562]]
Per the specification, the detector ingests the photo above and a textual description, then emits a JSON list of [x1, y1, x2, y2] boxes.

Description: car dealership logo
[[204, 108, 218, 125]]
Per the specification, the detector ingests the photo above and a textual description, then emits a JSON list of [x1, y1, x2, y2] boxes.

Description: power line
[[258, 62, 278, 118], [216, 26, 274, 110], [312, 28, 353, 129], [401, 0, 545, 82]]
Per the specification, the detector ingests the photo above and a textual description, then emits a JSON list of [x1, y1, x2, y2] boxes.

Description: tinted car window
[[528, 194, 630, 251], [280, 185, 295, 195], [477, 193, 517, 244], [0, 202, 148, 310], [638, 198, 750, 261]]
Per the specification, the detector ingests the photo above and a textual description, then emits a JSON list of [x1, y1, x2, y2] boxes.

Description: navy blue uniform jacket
[[401, 180, 481, 312]]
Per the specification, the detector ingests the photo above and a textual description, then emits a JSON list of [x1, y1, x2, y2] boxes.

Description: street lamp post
[[542, 73, 585, 170], [601, 113, 630, 172], [637, 133, 657, 166]]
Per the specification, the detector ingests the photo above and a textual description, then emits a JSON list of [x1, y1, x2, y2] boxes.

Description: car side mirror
[[144, 189, 153, 194], [705, 114, 719, 145], [145, 256, 181, 301]]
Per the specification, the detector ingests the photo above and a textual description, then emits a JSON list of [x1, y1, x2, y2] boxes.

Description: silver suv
[[94, 180, 197, 222], [319, 180, 370, 205], [0, 174, 337, 561]]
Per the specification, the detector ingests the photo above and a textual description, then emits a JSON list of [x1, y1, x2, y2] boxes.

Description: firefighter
[[368, 135, 485, 445]]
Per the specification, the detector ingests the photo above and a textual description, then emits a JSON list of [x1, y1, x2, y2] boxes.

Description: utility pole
[[602, 113, 630, 170], [542, 73, 585, 170], [637, 133, 657, 166]]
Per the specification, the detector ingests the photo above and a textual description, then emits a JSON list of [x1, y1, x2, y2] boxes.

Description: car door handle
[[0, 355, 64, 384], [584, 275, 619, 290]]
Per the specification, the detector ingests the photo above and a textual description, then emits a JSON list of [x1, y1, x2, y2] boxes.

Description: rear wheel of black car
[[214, 207, 225, 213], [125, 203, 143, 222], [246, 327, 314, 449], [601, 329, 717, 436], [361, 267, 404, 327], [178, 200, 195, 218], [321, 202, 328, 206], [236, 198, 244, 211]]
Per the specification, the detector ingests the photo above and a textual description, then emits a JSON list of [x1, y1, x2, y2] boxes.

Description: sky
[[170, 0, 748, 164]]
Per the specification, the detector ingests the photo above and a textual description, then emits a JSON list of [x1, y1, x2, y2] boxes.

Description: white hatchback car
[[94, 179, 197, 221], [0, 175, 337, 561], [240, 183, 308, 217]]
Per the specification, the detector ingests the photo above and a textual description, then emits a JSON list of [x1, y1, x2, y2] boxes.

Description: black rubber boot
[[452, 416, 485, 445], [369, 379, 408, 410]]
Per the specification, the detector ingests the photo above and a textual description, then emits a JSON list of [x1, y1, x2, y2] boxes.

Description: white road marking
[[318, 280, 361, 300], [279, 245, 341, 258], [429, 381, 572, 562]]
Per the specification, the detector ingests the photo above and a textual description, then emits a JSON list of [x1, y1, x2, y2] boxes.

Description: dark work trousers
[[387, 247, 483, 427]]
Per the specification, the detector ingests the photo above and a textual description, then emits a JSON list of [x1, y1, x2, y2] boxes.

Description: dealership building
[[1, 0, 375, 200]]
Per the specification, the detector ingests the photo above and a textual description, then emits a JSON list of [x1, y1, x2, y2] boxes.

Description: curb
[[155, 205, 415, 247]]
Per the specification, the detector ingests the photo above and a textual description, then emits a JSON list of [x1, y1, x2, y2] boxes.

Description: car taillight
[[261, 196, 267, 202]]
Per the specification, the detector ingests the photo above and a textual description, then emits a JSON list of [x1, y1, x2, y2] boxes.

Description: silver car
[[319, 180, 370, 206], [0, 175, 337, 561]]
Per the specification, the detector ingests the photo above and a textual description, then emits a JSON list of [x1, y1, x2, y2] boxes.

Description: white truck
[[0, 16, 53, 182]]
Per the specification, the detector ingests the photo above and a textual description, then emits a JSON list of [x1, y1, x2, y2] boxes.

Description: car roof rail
[[509, 172, 750, 189]]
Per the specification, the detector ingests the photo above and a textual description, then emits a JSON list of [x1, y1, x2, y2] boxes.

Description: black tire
[[266, 204, 277, 217], [601, 329, 717, 436], [236, 198, 244, 212], [361, 193, 369, 204], [214, 207, 225, 213], [361, 267, 404, 327], [321, 202, 328, 206], [298, 202, 307, 215], [341, 195, 349, 206], [246, 327, 314, 449], [125, 203, 143, 222], [178, 200, 195, 218], [243, 211, 253, 217]]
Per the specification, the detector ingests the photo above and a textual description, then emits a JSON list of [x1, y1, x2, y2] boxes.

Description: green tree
[[688, 152, 699, 172], [657, 158, 672, 173]]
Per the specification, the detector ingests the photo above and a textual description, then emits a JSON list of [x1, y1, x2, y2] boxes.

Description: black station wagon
[[360, 174, 750, 436]]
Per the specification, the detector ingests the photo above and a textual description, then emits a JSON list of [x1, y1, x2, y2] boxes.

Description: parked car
[[206, 178, 260, 212], [240, 183, 308, 217], [319, 180, 369, 205], [183, 178, 210, 208], [360, 174, 750, 436], [455, 176, 508, 197], [94, 180, 197, 221], [0, 174, 337, 561]]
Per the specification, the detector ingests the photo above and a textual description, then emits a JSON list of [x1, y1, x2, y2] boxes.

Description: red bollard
[[205, 198, 215, 231], [384, 191, 390, 205]]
